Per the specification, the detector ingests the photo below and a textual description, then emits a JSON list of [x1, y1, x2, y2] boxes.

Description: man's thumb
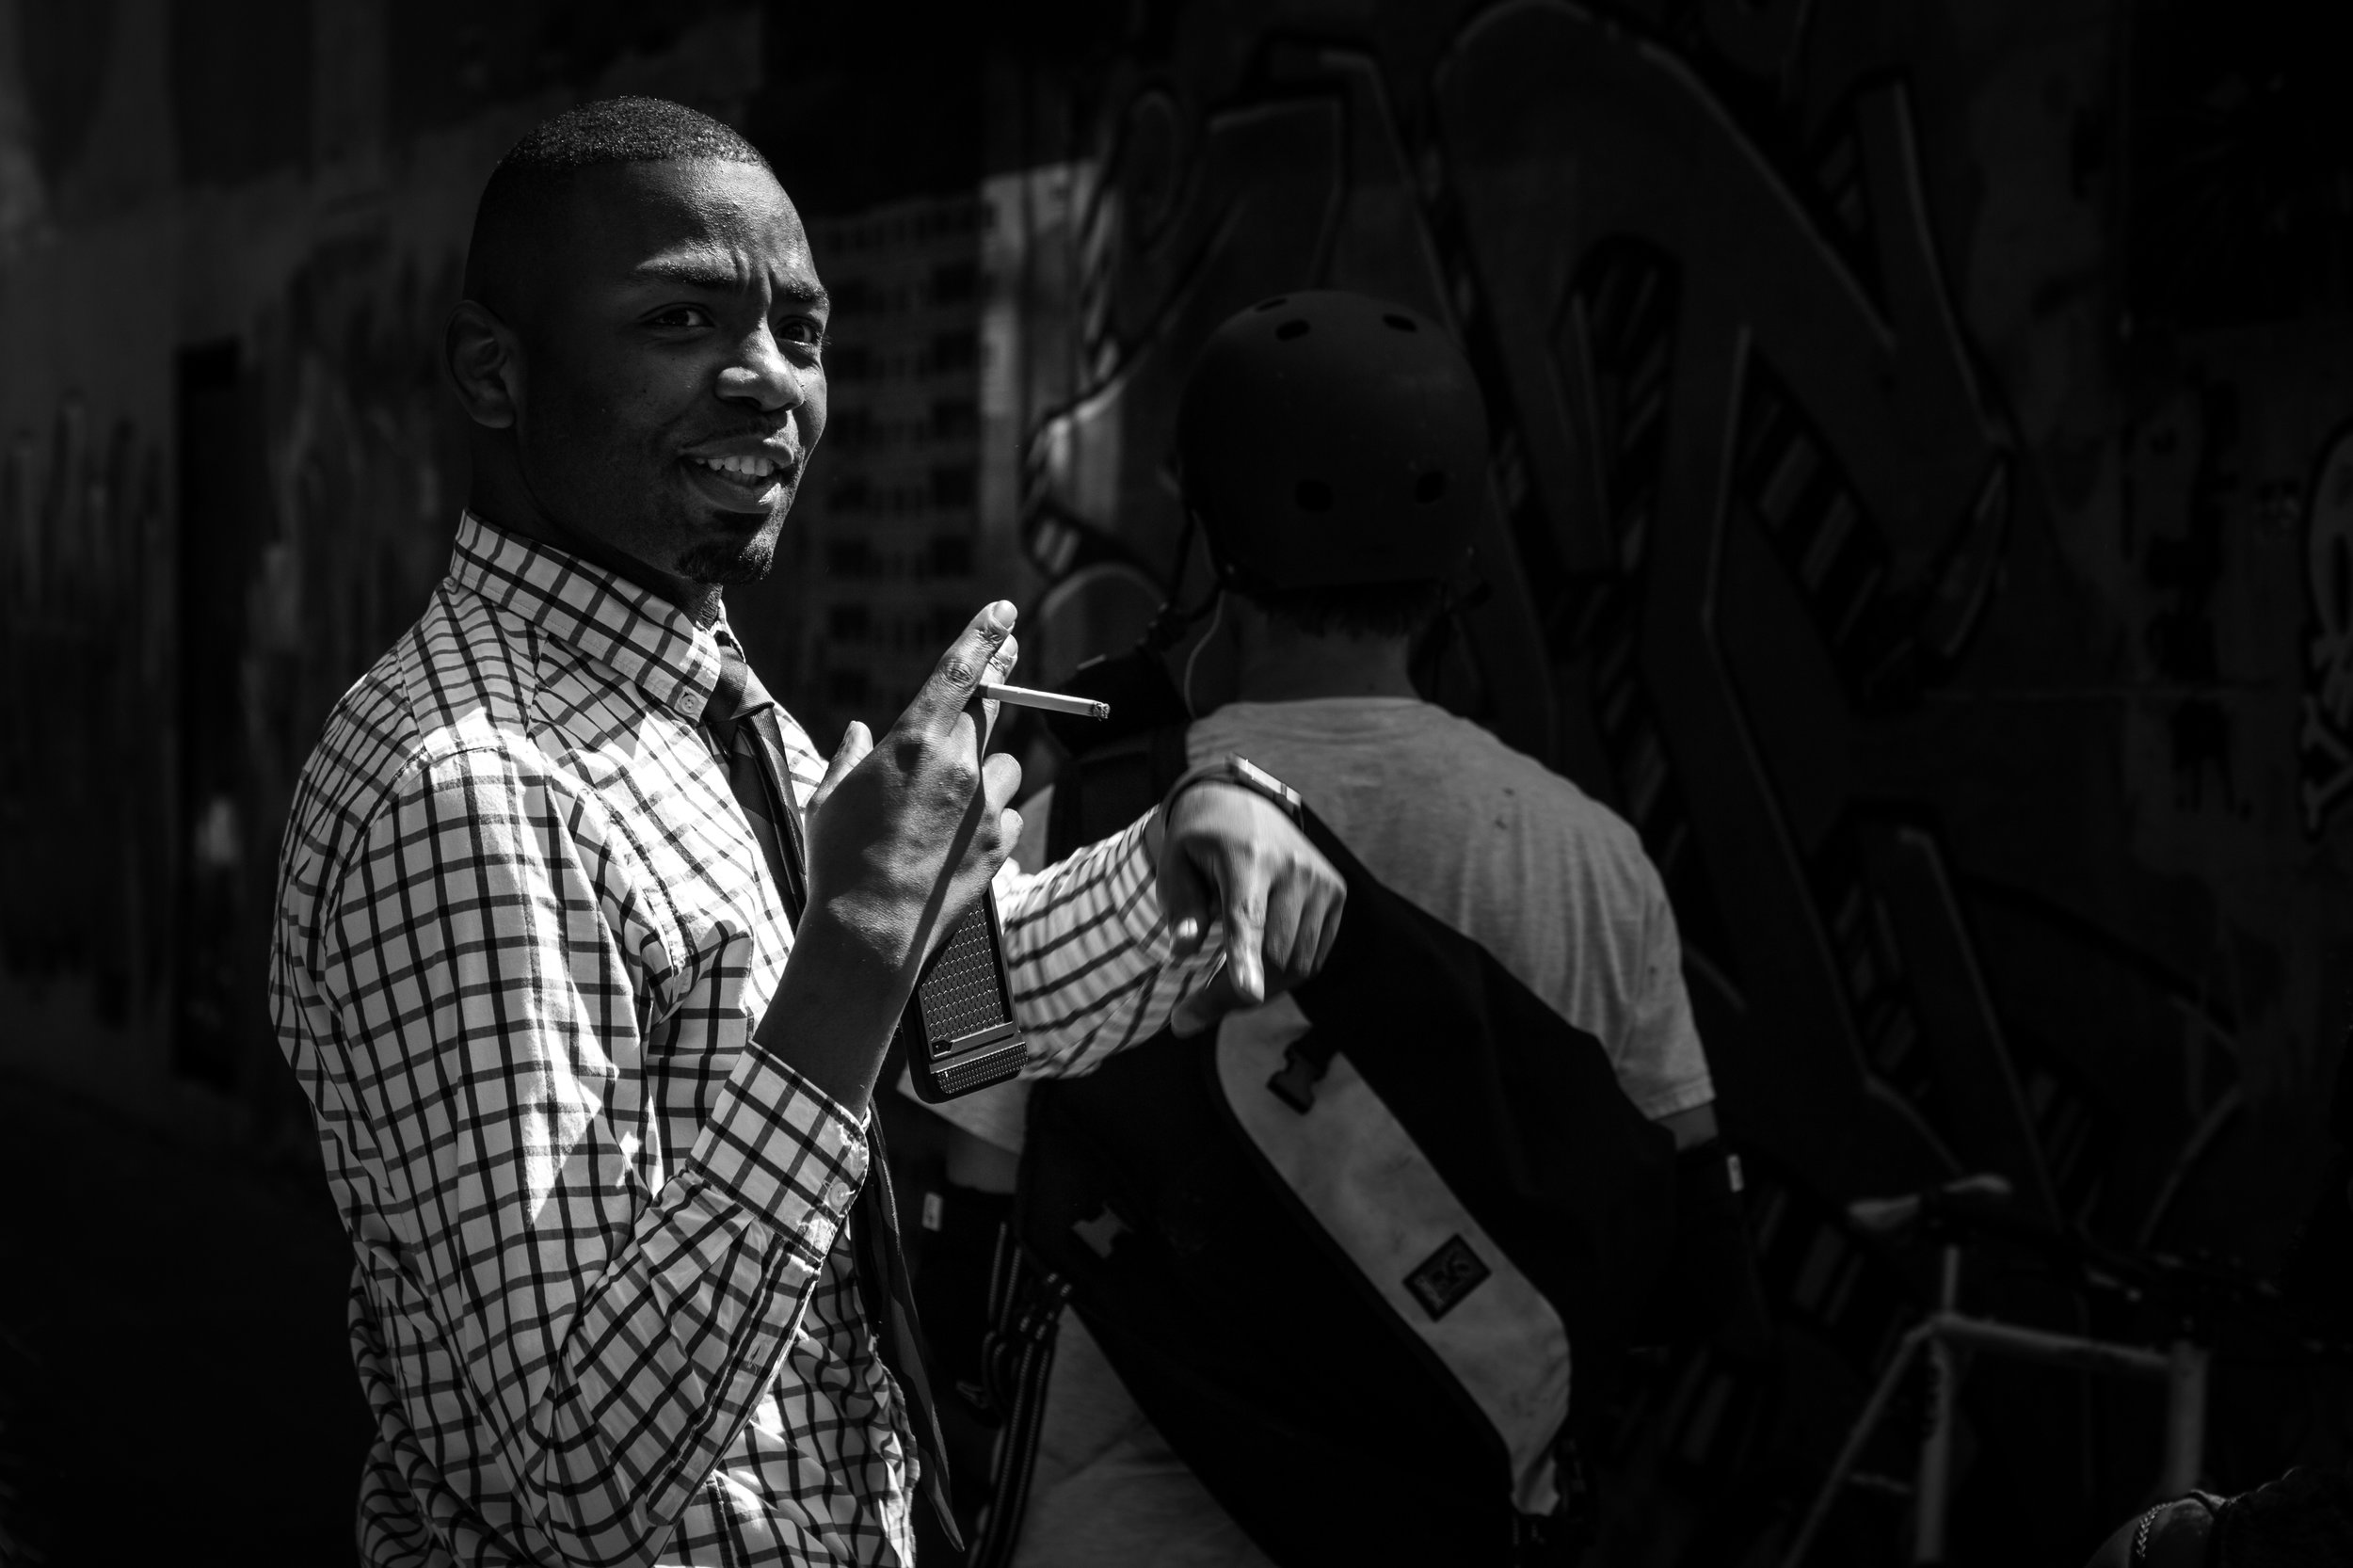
[[808, 721, 872, 817]]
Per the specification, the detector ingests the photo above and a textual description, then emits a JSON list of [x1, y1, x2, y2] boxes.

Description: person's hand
[[803, 600, 1023, 979], [1152, 782, 1345, 1036], [1169, 958, 1244, 1038], [761, 603, 1022, 1107]]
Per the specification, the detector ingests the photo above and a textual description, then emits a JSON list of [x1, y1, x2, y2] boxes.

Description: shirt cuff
[[1100, 810, 1177, 959], [1633, 1076, 1717, 1122], [691, 1038, 871, 1264]]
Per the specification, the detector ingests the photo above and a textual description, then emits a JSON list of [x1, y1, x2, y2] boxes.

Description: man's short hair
[[495, 94, 769, 179], [1237, 579, 1449, 640], [466, 96, 774, 310]]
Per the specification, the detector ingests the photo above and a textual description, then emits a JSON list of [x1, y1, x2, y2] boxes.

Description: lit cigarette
[[978, 682, 1109, 721]]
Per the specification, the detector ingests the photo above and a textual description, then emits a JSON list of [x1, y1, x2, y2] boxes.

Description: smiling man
[[268, 98, 1342, 1568]]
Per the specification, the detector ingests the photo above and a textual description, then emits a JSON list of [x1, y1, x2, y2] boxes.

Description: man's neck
[[1231, 627, 1418, 704], [469, 488, 724, 629]]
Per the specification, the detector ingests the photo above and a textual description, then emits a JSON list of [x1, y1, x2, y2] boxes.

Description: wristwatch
[[1162, 754, 1304, 823]]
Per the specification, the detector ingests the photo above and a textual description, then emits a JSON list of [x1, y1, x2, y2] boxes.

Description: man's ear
[[444, 300, 522, 430]]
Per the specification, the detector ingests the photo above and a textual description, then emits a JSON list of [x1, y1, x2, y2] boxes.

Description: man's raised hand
[[762, 602, 1023, 1108]]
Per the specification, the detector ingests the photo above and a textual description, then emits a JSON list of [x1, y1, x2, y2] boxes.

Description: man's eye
[[650, 306, 712, 329], [779, 320, 828, 349]]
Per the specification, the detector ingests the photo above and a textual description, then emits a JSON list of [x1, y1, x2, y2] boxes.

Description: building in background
[[777, 195, 984, 744], [744, 169, 1095, 751]]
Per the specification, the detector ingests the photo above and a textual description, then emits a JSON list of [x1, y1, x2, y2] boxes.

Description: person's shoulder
[[1411, 709, 1671, 898], [288, 581, 548, 863], [1414, 708, 1632, 822]]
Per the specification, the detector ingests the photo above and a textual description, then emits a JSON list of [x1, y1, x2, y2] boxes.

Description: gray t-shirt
[[923, 696, 1712, 1152], [1186, 696, 1710, 1118]]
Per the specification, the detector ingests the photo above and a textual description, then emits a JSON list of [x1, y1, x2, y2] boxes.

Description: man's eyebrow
[[631, 257, 830, 310], [632, 257, 742, 288]]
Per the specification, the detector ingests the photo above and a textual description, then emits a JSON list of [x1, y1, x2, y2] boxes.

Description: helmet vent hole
[[1415, 472, 1449, 504], [1255, 296, 1289, 312], [1294, 480, 1334, 512], [1384, 313, 1418, 332], [1274, 319, 1310, 341]]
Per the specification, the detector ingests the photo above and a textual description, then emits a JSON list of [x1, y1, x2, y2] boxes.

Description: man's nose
[[716, 323, 807, 413]]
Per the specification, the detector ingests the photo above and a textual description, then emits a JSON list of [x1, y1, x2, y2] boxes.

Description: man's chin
[[660, 482, 791, 585], [677, 529, 779, 584]]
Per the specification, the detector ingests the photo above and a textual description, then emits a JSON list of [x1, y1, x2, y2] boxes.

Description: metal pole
[[1780, 1322, 1932, 1568], [1931, 1314, 2171, 1378], [1913, 1332, 1959, 1562], [2159, 1339, 2208, 1495], [1912, 1246, 1963, 1564]]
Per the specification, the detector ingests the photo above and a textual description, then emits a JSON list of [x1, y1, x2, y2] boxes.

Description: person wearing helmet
[[910, 292, 1743, 1567]]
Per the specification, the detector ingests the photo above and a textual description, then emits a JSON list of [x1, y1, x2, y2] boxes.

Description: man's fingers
[[1161, 852, 1214, 959], [982, 752, 1024, 815], [1279, 869, 1344, 985], [1310, 882, 1345, 974], [1261, 868, 1306, 983], [1218, 859, 1268, 1003], [1170, 958, 1238, 1038], [975, 632, 1020, 749], [808, 721, 872, 818], [907, 600, 1016, 728]]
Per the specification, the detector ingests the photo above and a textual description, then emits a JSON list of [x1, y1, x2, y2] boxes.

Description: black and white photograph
[[3, 2, 2350, 1563]]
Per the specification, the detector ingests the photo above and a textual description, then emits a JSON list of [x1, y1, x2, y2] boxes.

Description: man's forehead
[[561, 159, 814, 283]]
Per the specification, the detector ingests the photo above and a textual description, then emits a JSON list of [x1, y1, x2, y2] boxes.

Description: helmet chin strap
[[1142, 506, 1217, 647], [1180, 588, 1227, 720]]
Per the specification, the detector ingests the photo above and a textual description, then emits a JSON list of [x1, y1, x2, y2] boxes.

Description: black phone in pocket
[[902, 888, 1030, 1102]]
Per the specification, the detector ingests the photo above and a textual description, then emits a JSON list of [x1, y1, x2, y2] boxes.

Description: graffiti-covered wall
[[1000, 0, 2353, 1556], [6, 0, 2352, 1554]]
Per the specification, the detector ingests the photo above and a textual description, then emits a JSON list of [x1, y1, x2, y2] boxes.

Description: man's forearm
[[755, 911, 906, 1114], [1000, 814, 1218, 1076]]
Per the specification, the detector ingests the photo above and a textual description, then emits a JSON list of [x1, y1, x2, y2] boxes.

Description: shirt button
[[822, 1178, 853, 1213]]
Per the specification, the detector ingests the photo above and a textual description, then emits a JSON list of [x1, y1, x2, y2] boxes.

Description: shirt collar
[[447, 510, 724, 724]]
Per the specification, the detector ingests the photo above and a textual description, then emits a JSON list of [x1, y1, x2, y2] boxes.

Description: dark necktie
[[701, 632, 962, 1551]]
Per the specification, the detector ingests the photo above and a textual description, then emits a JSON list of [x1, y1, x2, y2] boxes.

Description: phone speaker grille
[[920, 912, 1008, 1043]]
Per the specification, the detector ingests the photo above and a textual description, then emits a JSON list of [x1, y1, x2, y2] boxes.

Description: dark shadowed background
[[5, 0, 2352, 1563]]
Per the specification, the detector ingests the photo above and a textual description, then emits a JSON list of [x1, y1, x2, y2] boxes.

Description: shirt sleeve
[[300, 742, 865, 1567], [994, 809, 1221, 1078], [1613, 854, 1716, 1121]]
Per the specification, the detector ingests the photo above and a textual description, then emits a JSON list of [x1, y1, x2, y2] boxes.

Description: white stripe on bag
[[1215, 995, 1570, 1514]]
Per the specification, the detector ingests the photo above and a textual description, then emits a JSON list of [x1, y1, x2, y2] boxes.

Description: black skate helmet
[[1176, 290, 1490, 592]]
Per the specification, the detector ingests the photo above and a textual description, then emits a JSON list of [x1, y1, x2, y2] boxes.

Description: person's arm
[[996, 777, 1346, 1076], [995, 812, 1204, 1074], [1613, 856, 1770, 1355], [310, 744, 865, 1568]]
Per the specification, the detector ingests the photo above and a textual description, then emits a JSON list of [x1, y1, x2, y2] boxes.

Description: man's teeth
[[695, 455, 781, 479]]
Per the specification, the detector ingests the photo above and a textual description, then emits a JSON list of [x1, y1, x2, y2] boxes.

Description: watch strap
[[1162, 753, 1304, 824]]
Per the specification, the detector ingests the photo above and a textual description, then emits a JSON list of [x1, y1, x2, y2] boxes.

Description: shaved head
[[466, 95, 776, 325], [445, 96, 831, 624]]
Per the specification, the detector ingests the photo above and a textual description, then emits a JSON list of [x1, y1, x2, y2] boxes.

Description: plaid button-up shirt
[[270, 514, 1209, 1567]]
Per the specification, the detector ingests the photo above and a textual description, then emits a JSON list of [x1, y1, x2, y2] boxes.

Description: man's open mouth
[[684, 451, 793, 507]]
